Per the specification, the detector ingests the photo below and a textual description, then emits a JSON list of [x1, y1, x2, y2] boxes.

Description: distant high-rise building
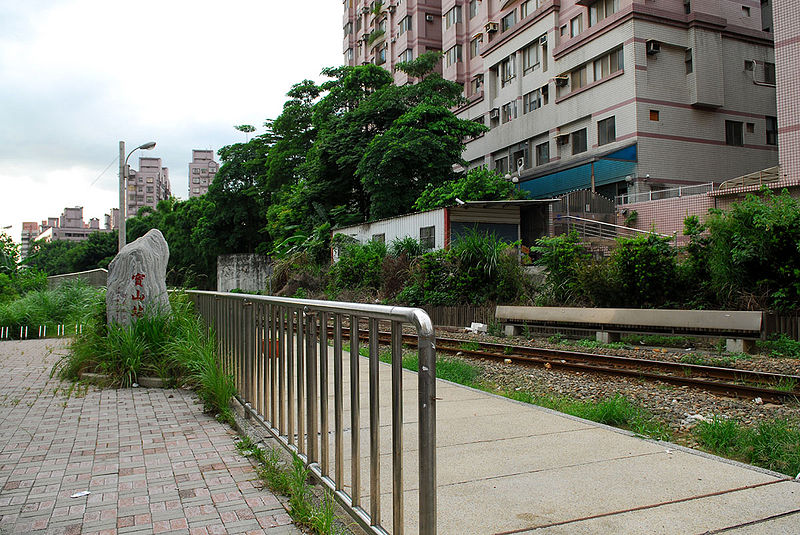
[[20, 222, 39, 258], [105, 208, 120, 230], [188, 150, 218, 197], [127, 157, 171, 218]]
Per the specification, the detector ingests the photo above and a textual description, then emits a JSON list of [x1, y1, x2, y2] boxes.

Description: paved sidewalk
[[0, 339, 301, 535]]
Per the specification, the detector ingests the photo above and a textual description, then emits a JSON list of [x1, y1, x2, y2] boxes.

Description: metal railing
[[187, 291, 437, 535], [616, 182, 715, 205], [554, 214, 672, 240]]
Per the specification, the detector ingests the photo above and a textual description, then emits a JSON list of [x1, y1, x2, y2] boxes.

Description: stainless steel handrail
[[187, 290, 437, 535]]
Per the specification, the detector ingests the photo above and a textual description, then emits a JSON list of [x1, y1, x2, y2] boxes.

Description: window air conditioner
[[554, 75, 569, 87], [539, 34, 547, 45], [426, 14, 434, 22], [388, 4, 396, 13], [556, 133, 570, 145], [485, 21, 499, 32], [489, 108, 500, 119], [646, 40, 661, 55]]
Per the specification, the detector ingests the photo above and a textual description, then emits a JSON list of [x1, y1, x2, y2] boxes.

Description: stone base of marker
[[106, 229, 171, 326]]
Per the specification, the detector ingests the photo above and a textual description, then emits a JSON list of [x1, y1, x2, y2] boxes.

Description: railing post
[[416, 312, 437, 535], [306, 308, 319, 464]]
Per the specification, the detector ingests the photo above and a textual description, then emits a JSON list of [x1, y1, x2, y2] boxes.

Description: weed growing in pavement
[[757, 334, 800, 359], [696, 417, 800, 476], [548, 333, 565, 345], [503, 346, 513, 355], [236, 436, 342, 534], [487, 319, 503, 337]]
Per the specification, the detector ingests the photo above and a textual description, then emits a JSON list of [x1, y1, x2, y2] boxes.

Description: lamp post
[[118, 141, 156, 252]]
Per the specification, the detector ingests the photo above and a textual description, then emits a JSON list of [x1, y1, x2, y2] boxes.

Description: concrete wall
[[47, 269, 108, 290], [216, 254, 272, 293]]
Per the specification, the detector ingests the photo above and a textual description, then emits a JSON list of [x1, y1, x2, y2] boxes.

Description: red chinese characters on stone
[[131, 273, 146, 319]]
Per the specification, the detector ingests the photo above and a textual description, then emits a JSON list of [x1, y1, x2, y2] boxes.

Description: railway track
[[333, 326, 800, 404]]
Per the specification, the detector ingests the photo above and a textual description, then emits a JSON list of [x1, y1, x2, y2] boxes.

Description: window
[[146, 196, 154, 203], [470, 35, 482, 58], [420, 226, 435, 249], [376, 45, 387, 64], [400, 48, 413, 62], [446, 45, 462, 66], [372, 233, 385, 243], [593, 47, 623, 80], [502, 10, 517, 32], [522, 42, 540, 73], [147, 177, 154, 182], [469, 74, 483, 95], [570, 15, 582, 37], [193, 188, 200, 194], [589, 0, 619, 26], [501, 101, 516, 123], [766, 116, 778, 145], [523, 89, 542, 112], [598, 116, 616, 145], [742, 5, 750, 16], [469, 0, 479, 18], [399, 15, 412, 34], [344, 22, 353, 36], [520, 0, 538, 18], [571, 66, 587, 91], [501, 55, 516, 86], [747, 122, 755, 133], [650, 109, 660, 121], [494, 157, 509, 174], [201, 168, 208, 174], [725, 120, 743, 146], [535, 142, 550, 165], [192, 168, 199, 174], [764, 62, 776, 84], [445, 6, 462, 28], [356, 16, 362, 32], [192, 178, 200, 184], [685, 48, 693, 74], [346, 48, 354, 61], [572, 128, 588, 154]]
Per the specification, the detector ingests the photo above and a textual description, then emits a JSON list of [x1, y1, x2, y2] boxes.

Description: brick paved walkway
[[0, 339, 301, 535]]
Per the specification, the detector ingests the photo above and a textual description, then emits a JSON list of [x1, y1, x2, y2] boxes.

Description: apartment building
[[344, 0, 778, 200], [27, 207, 112, 249], [343, 0, 444, 85], [127, 157, 171, 218], [188, 149, 218, 198], [773, 0, 799, 180]]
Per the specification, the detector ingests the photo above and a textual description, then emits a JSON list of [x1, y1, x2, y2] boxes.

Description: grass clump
[[696, 417, 800, 476], [0, 279, 103, 335], [505, 391, 671, 440], [758, 334, 800, 359], [58, 291, 235, 421], [679, 352, 750, 368], [236, 437, 342, 534]]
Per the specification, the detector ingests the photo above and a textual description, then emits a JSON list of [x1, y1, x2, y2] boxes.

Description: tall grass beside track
[[0, 280, 103, 334]]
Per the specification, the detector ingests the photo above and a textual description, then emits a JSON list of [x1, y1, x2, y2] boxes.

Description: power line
[[89, 156, 119, 188]]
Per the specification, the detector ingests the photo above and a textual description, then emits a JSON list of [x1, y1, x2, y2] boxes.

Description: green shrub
[[328, 238, 387, 294], [532, 231, 589, 305], [758, 334, 800, 359], [0, 279, 103, 335], [612, 233, 677, 308]]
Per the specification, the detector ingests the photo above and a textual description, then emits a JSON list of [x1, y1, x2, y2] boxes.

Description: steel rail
[[334, 326, 799, 404]]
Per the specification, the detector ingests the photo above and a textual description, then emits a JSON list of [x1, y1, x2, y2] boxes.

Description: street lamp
[[118, 141, 156, 251]]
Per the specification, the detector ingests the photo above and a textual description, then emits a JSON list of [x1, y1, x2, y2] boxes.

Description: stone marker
[[106, 229, 171, 326]]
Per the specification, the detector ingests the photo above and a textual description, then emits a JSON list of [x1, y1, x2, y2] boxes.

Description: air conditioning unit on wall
[[646, 40, 661, 55], [485, 21, 499, 32], [554, 75, 569, 87], [489, 108, 500, 119]]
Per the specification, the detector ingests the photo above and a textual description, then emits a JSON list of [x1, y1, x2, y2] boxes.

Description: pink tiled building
[[126, 157, 171, 218], [188, 150, 218, 198], [24, 207, 116, 255], [773, 0, 799, 180], [344, 0, 778, 200]]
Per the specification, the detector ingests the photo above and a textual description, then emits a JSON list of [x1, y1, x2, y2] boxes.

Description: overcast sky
[[0, 0, 343, 243]]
